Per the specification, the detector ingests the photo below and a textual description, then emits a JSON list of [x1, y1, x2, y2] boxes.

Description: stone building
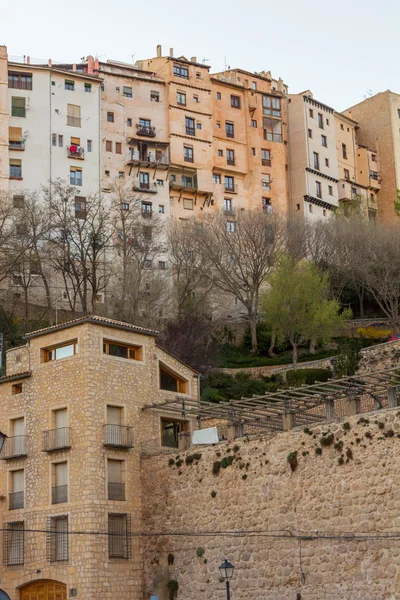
[[0, 315, 199, 600]]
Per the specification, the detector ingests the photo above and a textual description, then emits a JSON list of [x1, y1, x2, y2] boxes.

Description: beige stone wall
[[0, 319, 198, 600], [142, 408, 400, 600]]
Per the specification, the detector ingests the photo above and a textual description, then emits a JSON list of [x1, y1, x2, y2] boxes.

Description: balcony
[[68, 146, 85, 160], [141, 209, 152, 219], [42, 428, 71, 452], [52, 485, 68, 504], [132, 180, 158, 194], [227, 158, 235, 166], [104, 425, 134, 449], [108, 482, 125, 501], [224, 207, 236, 216], [9, 141, 25, 151], [185, 127, 196, 136], [224, 184, 238, 194], [127, 150, 169, 169], [264, 132, 283, 143], [9, 491, 24, 510], [67, 116, 81, 127], [170, 174, 198, 191], [262, 158, 271, 167], [136, 124, 156, 137], [1, 436, 27, 459], [369, 171, 381, 190]]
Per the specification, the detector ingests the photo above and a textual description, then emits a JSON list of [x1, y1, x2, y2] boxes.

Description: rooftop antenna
[[224, 56, 230, 70], [131, 54, 136, 63], [364, 88, 373, 99], [202, 57, 210, 64]]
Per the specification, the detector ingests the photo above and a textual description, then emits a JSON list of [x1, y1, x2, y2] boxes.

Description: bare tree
[[197, 209, 282, 353]]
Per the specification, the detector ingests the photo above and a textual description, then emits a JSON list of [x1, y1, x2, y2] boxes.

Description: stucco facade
[[0, 316, 199, 600]]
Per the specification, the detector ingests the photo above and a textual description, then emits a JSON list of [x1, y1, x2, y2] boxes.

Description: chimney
[[94, 58, 99, 71], [26, 56, 31, 65], [87, 56, 94, 74], [48, 59, 52, 67], [169, 48, 174, 58], [156, 45, 162, 58], [72, 63, 77, 72], [191, 56, 197, 63], [277, 78, 284, 92]]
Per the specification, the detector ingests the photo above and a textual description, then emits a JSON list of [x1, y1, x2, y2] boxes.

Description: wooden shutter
[[108, 459, 122, 483], [55, 462, 68, 486], [70, 136, 80, 145], [55, 408, 67, 429], [67, 104, 81, 118], [107, 406, 122, 425], [12, 470, 24, 492], [10, 159, 22, 167], [9, 127, 22, 141]]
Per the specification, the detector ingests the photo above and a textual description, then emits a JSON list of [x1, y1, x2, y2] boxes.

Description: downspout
[[98, 80, 102, 196], [286, 92, 294, 217], [49, 70, 52, 196], [304, 99, 311, 221]]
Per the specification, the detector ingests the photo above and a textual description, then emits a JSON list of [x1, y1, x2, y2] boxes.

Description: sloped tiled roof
[[25, 315, 159, 339]]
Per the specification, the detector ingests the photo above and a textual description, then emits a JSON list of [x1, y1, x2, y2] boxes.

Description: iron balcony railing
[[136, 124, 156, 137], [52, 485, 68, 504], [108, 482, 125, 501], [8, 79, 32, 90], [9, 491, 24, 510], [104, 425, 134, 449], [2, 436, 27, 459], [42, 428, 71, 452], [185, 127, 196, 136], [68, 146, 85, 159], [128, 150, 169, 165], [9, 141, 25, 150], [141, 209, 152, 219], [224, 183, 238, 194], [262, 158, 271, 167], [132, 181, 158, 194]]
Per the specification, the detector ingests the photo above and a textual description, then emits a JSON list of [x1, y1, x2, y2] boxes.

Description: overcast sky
[[2, 0, 399, 111]]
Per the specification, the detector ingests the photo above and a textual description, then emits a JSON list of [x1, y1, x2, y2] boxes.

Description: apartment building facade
[[0, 315, 199, 600], [344, 91, 397, 222], [0, 48, 102, 201]]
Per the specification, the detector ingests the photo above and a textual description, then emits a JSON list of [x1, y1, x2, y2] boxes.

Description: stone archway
[[20, 580, 66, 600]]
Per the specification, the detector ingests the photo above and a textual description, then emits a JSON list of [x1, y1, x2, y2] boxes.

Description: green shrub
[[343, 422, 351, 431], [168, 458, 175, 466], [212, 461, 221, 475], [315, 447, 322, 455], [185, 455, 194, 465], [287, 451, 298, 472], [221, 456, 234, 469], [211, 490, 217, 498], [193, 452, 202, 461], [196, 547, 205, 558], [320, 432, 334, 446], [242, 474, 248, 480], [287, 368, 332, 387], [338, 457, 345, 465], [168, 580, 179, 600]]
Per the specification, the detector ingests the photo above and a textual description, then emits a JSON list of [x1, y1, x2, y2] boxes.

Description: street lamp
[[219, 559, 234, 600], [0, 430, 7, 452]]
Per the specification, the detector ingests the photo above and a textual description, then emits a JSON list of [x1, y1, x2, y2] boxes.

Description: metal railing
[[227, 158, 235, 166], [52, 485, 68, 504], [262, 159, 271, 167], [9, 141, 25, 150], [2, 436, 27, 459], [128, 150, 169, 165], [136, 124, 156, 137], [141, 209, 152, 219], [185, 127, 196, 136], [108, 482, 125, 501], [264, 132, 283, 142], [9, 491, 24, 510], [42, 428, 71, 452], [68, 146, 84, 159], [104, 425, 134, 449], [224, 184, 238, 194], [8, 80, 32, 90], [66, 116, 81, 127], [132, 181, 158, 193]]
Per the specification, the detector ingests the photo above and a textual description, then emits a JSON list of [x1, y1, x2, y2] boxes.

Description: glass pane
[[108, 343, 128, 359], [55, 344, 75, 360]]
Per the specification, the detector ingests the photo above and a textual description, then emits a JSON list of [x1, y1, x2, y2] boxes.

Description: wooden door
[[20, 580, 66, 600]]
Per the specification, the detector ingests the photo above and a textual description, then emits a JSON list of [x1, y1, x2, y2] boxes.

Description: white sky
[[2, 0, 399, 111]]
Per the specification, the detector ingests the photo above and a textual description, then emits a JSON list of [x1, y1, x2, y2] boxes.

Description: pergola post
[[325, 399, 335, 420], [388, 386, 399, 409], [282, 413, 296, 431]]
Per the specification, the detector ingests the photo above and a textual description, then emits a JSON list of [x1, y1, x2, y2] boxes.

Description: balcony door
[[54, 409, 68, 448], [12, 418, 25, 455], [107, 406, 122, 445]]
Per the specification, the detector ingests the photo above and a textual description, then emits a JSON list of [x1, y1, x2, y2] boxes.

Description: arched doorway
[[0, 590, 11, 600], [20, 580, 66, 600]]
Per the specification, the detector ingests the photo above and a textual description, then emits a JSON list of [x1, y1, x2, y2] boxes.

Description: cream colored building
[[0, 315, 199, 600], [288, 91, 340, 220]]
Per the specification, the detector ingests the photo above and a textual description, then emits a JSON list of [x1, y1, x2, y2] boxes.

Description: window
[[263, 96, 281, 117], [123, 86, 132, 98], [263, 118, 282, 142], [218, 149, 223, 157], [159, 261, 166, 269], [262, 197, 272, 213], [108, 459, 125, 500], [11, 97, 26, 118], [371, 154, 377, 162], [103, 340, 141, 361], [217, 92, 221, 100], [252, 82, 257, 90], [313, 152, 320, 170], [150, 90, 159, 102], [183, 198, 193, 210], [107, 112, 114, 123], [342, 143, 347, 159], [52, 462, 68, 504], [87, 140, 92, 152], [344, 168, 350, 180], [325, 158, 329, 167], [65, 80, 74, 91], [44, 340, 78, 362], [3, 521, 24, 566], [144, 259, 152, 269], [224, 198, 232, 212], [161, 418, 188, 448], [116, 142, 122, 155], [173, 64, 189, 79], [251, 120, 257, 128], [196, 122, 202, 130], [8, 72, 32, 90], [52, 133, 57, 146], [108, 514, 131, 559], [84, 83, 91, 93], [58, 135, 63, 147], [224, 176, 234, 191], [340, 123, 344, 130], [106, 140, 112, 152], [226, 149, 235, 165], [226, 221, 236, 233], [185, 117, 195, 136], [10, 159, 22, 179], [328, 185, 333, 196], [127, 118, 132, 127], [182, 175, 193, 187], [13, 195, 24, 209], [261, 149, 271, 167], [316, 181, 322, 199], [48, 516, 68, 562], [321, 135, 327, 147], [105, 170, 110, 177], [160, 365, 187, 393], [296, 203, 300, 211], [196, 72, 201, 79], [183, 145, 194, 162], [262, 174, 271, 190], [193, 95, 199, 103], [75, 196, 87, 219], [323, 209, 327, 216], [318, 113, 324, 129], [159, 205, 165, 213], [326, 118, 329, 126], [177, 91, 186, 106], [213, 174, 221, 184], [70, 167, 82, 186], [139, 172, 150, 189], [351, 186, 357, 197], [156, 179, 164, 186], [252, 148, 256, 156], [67, 104, 81, 127], [216, 121, 221, 128], [226, 122, 234, 138], [122, 203, 129, 211], [10, 470, 24, 510], [309, 109, 314, 118], [231, 95, 241, 108], [141, 201, 152, 216], [308, 129, 312, 138]]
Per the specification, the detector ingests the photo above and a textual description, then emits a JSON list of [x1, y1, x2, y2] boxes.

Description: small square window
[[84, 83, 91, 93], [252, 148, 256, 156], [197, 122, 202, 130], [328, 185, 333, 196], [12, 383, 22, 395], [118, 171, 125, 178], [309, 109, 314, 118], [325, 158, 329, 167], [251, 120, 257, 128], [150, 91, 160, 102], [218, 149, 223, 157], [159, 205, 165, 213], [216, 122, 221, 128], [65, 80, 74, 91], [323, 209, 327, 216], [127, 118, 132, 127], [107, 112, 114, 123], [213, 174, 221, 184], [193, 95, 199, 103], [341, 124, 344, 130], [123, 86, 132, 98], [217, 92, 221, 100], [156, 179, 164, 186], [308, 129, 312, 138], [105, 170, 110, 177]]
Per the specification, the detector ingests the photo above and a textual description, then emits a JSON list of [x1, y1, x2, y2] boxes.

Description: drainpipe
[[49, 70, 52, 196]]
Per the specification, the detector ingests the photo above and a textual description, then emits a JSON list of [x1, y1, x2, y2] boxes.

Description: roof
[[156, 344, 200, 375], [0, 371, 31, 385], [25, 315, 159, 339], [167, 56, 211, 70], [7, 61, 102, 82]]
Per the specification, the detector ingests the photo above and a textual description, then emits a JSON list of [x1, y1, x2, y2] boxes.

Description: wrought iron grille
[[2, 436, 27, 459], [42, 428, 71, 451], [104, 425, 133, 448], [47, 515, 68, 562], [52, 485, 68, 504], [3, 522, 24, 565], [9, 491, 24, 510], [108, 482, 125, 501], [108, 513, 131, 559]]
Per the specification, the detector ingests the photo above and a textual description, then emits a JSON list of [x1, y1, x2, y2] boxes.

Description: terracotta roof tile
[[26, 315, 159, 339]]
